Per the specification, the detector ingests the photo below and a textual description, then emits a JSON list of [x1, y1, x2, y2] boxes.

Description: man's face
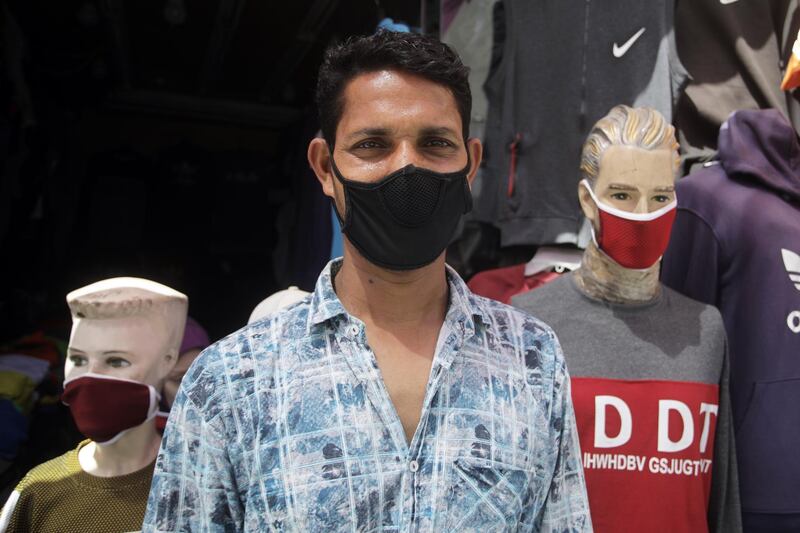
[[162, 348, 202, 407], [324, 69, 475, 214], [580, 145, 676, 226], [66, 316, 173, 390]]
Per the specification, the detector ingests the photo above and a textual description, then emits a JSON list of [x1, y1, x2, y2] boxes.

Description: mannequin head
[[578, 105, 679, 229], [66, 278, 188, 392]]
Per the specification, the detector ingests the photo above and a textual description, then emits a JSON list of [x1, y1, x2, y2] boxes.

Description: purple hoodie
[[662, 109, 800, 517]]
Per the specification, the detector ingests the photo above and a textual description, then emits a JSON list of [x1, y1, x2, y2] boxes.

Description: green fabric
[[2, 440, 154, 532]]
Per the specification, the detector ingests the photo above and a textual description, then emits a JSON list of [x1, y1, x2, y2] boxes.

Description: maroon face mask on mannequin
[[62, 373, 160, 445], [581, 180, 677, 270]]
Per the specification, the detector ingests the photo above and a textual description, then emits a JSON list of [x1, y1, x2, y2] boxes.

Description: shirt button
[[348, 325, 359, 337], [409, 460, 419, 473]]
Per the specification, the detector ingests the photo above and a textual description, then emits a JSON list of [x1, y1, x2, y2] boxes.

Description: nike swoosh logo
[[720, 0, 739, 4], [613, 27, 646, 58]]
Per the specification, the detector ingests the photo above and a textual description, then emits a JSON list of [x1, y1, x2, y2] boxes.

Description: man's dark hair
[[315, 31, 471, 147]]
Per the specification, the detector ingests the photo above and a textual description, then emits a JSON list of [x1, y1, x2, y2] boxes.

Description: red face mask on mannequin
[[62, 373, 160, 445], [581, 180, 677, 269]]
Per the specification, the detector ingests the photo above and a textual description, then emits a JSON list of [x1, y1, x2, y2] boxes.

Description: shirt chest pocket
[[445, 457, 532, 532]]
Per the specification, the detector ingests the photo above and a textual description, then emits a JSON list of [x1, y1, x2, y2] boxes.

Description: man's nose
[[389, 141, 422, 169]]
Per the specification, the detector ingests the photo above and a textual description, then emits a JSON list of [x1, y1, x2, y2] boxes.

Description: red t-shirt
[[571, 377, 719, 533]]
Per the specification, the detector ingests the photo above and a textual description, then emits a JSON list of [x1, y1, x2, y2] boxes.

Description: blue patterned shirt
[[143, 261, 591, 532]]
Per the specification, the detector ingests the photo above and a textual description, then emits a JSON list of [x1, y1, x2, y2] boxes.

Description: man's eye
[[653, 195, 671, 203], [69, 355, 87, 366], [424, 138, 453, 148], [107, 357, 131, 368], [355, 140, 383, 149], [611, 192, 630, 201]]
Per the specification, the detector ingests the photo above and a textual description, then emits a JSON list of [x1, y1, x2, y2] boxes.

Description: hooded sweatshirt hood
[[718, 109, 800, 201]]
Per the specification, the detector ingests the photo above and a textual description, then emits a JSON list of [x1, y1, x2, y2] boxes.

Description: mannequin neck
[[78, 418, 161, 477], [574, 240, 661, 305]]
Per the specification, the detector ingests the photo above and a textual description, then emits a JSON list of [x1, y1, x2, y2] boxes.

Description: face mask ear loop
[[328, 150, 352, 231], [581, 180, 603, 246]]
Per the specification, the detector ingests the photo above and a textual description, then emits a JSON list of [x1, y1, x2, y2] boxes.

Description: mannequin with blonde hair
[[514, 106, 741, 532]]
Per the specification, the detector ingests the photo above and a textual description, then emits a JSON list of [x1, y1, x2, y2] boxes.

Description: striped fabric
[[143, 260, 591, 532]]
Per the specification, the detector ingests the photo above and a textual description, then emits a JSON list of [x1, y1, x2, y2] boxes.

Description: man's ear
[[466, 137, 483, 188], [308, 137, 336, 199], [578, 181, 599, 228]]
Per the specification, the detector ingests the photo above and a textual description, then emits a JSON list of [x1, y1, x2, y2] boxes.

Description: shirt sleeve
[[708, 343, 743, 533], [142, 366, 243, 532], [0, 490, 24, 533], [661, 208, 722, 306], [531, 341, 593, 532]]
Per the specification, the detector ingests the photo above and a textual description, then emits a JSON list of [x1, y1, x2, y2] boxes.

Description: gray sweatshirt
[[512, 273, 741, 533]]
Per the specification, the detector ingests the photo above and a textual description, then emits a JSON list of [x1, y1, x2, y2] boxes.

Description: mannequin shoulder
[[661, 285, 726, 347], [511, 274, 575, 316], [3, 448, 78, 527], [13, 449, 78, 494], [661, 284, 723, 323]]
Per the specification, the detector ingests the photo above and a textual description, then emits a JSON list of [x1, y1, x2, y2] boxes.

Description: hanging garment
[[513, 274, 741, 533], [478, 0, 681, 247], [441, 0, 499, 142], [674, 0, 800, 171], [661, 109, 800, 524]]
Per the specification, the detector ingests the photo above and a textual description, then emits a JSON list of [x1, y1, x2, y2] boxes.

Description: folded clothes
[[0, 354, 50, 384], [0, 398, 28, 460], [0, 370, 36, 412]]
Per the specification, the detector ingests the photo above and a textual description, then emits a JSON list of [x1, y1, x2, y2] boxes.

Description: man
[[513, 106, 741, 532], [143, 31, 590, 532], [1, 277, 187, 533]]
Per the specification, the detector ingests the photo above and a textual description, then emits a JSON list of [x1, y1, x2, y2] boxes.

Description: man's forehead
[[338, 70, 461, 132], [342, 125, 461, 141]]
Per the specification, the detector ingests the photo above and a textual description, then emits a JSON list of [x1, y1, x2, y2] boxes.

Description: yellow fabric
[[2, 440, 154, 532], [0, 371, 35, 412]]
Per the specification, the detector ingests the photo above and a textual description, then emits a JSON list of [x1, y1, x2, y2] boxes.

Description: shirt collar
[[306, 259, 488, 336]]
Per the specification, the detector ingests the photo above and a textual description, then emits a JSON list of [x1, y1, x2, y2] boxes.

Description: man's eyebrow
[[419, 126, 459, 138], [346, 127, 394, 140], [102, 350, 132, 356], [654, 185, 675, 192], [607, 183, 638, 191]]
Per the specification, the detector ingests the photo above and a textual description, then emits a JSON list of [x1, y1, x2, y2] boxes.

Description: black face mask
[[329, 152, 473, 271]]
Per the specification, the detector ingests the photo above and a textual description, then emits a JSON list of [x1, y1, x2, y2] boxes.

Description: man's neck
[[574, 240, 661, 305], [79, 419, 161, 477], [334, 246, 449, 330]]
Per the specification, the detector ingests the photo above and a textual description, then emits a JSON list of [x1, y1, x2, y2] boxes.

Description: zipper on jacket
[[507, 132, 522, 197]]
